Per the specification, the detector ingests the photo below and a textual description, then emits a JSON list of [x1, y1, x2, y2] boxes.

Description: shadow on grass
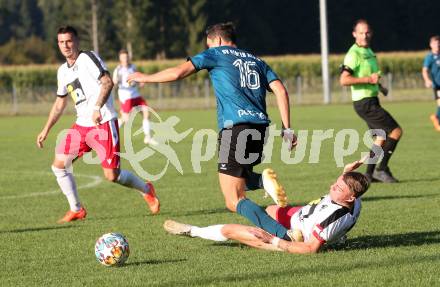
[[123, 258, 187, 267], [328, 230, 440, 251], [363, 193, 440, 202], [211, 242, 245, 248], [398, 177, 440, 183], [0, 225, 78, 234], [165, 208, 230, 217], [155, 252, 439, 286]]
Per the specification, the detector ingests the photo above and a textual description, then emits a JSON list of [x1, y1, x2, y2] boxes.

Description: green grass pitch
[[0, 101, 439, 286]]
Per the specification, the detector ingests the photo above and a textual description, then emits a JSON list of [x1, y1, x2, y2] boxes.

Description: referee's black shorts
[[217, 123, 268, 178], [353, 97, 400, 135]]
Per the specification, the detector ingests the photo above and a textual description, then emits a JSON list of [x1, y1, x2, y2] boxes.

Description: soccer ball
[[95, 233, 130, 266]]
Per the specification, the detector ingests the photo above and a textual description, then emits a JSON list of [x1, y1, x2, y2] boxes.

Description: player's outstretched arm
[[127, 61, 196, 84], [221, 224, 283, 251], [37, 96, 68, 148], [343, 155, 368, 174], [250, 228, 322, 254]]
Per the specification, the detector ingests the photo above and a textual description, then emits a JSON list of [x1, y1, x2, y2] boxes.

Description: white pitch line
[[0, 173, 103, 200]]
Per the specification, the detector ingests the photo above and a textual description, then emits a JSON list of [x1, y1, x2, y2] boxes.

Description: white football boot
[[262, 168, 288, 207], [163, 220, 192, 236]]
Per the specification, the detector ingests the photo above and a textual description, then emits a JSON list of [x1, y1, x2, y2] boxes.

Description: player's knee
[[220, 225, 234, 237], [265, 205, 278, 219], [390, 127, 403, 139], [52, 161, 65, 169], [104, 173, 119, 182]]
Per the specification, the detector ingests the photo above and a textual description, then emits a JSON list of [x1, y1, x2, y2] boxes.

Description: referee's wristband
[[93, 105, 101, 111], [271, 237, 280, 247]]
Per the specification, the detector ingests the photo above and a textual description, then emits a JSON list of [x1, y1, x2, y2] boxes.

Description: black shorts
[[217, 123, 268, 178], [353, 97, 400, 135]]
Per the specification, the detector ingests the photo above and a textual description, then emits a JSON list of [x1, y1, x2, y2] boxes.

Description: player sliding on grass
[[164, 158, 369, 254], [128, 22, 298, 241], [36, 26, 159, 223]]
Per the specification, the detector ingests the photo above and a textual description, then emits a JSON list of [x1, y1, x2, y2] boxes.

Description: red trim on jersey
[[56, 119, 120, 169], [120, 97, 148, 113], [312, 230, 326, 243], [275, 206, 303, 229]]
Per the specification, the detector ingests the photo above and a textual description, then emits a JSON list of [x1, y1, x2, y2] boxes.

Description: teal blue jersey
[[188, 46, 279, 129], [423, 52, 440, 89]]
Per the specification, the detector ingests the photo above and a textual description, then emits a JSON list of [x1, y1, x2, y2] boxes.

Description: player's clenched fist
[[282, 128, 297, 151], [36, 130, 48, 148]]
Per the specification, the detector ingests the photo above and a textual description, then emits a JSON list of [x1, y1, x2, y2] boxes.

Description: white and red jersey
[[57, 51, 117, 127], [112, 64, 141, 102], [290, 195, 361, 244]]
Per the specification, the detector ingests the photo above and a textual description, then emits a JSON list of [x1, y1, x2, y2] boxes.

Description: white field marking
[[0, 173, 103, 200]]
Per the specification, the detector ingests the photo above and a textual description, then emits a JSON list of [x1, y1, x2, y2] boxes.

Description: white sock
[[118, 118, 124, 128], [51, 165, 81, 212], [190, 225, 228, 242], [116, 170, 150, 194], [142, 119, 151, 137]]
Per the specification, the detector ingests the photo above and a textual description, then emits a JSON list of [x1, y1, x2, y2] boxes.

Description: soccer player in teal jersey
[[422, 35, 440, 131], [340, 19, 402, 183], [128, 22, 298, 241]]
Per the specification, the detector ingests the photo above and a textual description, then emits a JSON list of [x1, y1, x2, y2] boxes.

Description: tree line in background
[[0, 0, 439, 65]]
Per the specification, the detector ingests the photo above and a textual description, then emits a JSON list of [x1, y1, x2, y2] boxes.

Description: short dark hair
[[57, 26, 78, 38], [430, 35, 440, 42], [206, 22, 236, 43], [342, 172, 370, 198], [353, 19, 370, 31], [119, 49, 129, 55]]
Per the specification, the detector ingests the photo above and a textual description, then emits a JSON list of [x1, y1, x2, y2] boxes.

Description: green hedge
[[0, 51, 426, 89]]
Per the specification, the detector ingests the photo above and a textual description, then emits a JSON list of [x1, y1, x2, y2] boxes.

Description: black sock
[[378, 138, 399, 170], [366, 144, 382, 175]]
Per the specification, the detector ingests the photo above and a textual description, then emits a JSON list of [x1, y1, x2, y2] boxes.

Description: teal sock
[[236, 198, 290, 240], [244, 172, 263, 191]]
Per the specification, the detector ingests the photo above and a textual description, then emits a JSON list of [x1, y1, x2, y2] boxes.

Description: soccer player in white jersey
[[113, 49, 157, 145], [36, 26, 160, 223], [164, 158, 370, 254]]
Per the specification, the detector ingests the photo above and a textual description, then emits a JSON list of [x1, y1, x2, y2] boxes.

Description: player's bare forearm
[[37, 97, 67, 148], [127, 61, 196, 84], [422, 68, 432, 87], [340, 71, 378, 86], [249, 227, 321, 254], [223, 224, 283, 252], [95, 73, 114, 108], [43, 97, 67, 132], [270, 80, 291, 129], [277, 238, 322, 254]]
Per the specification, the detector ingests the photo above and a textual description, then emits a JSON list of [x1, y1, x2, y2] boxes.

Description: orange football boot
[[144, 182, 160, 215], [57, 207, 87, 224], [429, 114, 440, 131]]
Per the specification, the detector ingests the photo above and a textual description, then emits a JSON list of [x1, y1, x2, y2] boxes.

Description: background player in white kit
[[164, 158, 370, 254], [36, 26, 160, 223], [113, 49, 157, 145]]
